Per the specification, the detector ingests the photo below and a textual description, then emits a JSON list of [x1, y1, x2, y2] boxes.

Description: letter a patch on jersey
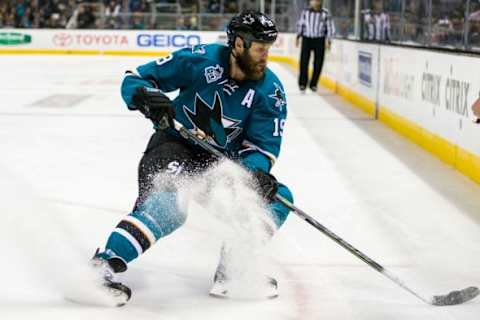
[[241, 89, 255, 108]]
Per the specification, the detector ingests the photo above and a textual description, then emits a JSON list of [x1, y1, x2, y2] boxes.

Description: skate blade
[[65, 293, 128, 307], [64, 286, 129, 307]]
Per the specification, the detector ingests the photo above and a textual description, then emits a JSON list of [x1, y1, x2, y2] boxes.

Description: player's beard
[[236, 49, 267, 81]]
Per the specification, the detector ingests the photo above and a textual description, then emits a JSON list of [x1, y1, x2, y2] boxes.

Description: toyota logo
[[53, 33, 72, 47]]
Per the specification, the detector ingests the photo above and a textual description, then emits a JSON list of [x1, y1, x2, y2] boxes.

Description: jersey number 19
[[273, 118, 285, 137]]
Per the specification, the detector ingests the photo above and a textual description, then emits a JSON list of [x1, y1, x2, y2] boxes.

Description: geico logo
[[137, 34, 201, 47]]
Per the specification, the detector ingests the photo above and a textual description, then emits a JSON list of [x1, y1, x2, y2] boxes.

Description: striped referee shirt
[[297, 8, 335, 39]]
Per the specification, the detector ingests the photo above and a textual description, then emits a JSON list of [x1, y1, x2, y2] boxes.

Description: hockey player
[[92, 10, 294, 305]]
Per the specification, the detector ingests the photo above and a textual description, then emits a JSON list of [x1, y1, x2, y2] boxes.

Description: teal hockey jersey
[[121, 43, 287, 173]]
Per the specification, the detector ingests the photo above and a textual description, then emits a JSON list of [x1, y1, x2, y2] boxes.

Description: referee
[[296, 0, 334, 93]]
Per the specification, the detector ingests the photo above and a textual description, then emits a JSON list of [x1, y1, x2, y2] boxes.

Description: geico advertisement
[[137, 33, 203, 48]]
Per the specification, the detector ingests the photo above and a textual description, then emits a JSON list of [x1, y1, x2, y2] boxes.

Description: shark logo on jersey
[[268, 82, 286, 111], [204, 65, 224, 84], [192, 44, 206, 55], [183, 92, 242, 148]]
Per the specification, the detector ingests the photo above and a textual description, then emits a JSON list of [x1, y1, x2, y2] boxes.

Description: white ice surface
[[1, 55, 480, 319]]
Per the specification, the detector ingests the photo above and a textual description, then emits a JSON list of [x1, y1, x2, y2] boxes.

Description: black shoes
[[299, 85, 318, 93]]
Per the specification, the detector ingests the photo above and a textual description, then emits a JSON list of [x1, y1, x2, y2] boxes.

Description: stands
[[328, 0, 480, 53], [0, 0, 295, 32]]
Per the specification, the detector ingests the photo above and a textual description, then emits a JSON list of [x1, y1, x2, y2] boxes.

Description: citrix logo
[[137, 34, 201, 48]]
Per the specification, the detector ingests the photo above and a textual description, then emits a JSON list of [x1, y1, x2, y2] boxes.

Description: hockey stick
[[167, 118, 479, 306]]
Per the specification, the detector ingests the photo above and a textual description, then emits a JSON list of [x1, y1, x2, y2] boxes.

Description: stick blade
[[432, 287, 479, 306]]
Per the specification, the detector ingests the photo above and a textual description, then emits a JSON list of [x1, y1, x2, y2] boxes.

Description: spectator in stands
[[3, 11, 15, 28], [185, 15, 198, 30], [207, 0, 220, 13], [0, 0, 78, 29], [48, 12, 62, 28], [0, 4, 3, 26], [50, 0, 71, 28], [0, 2, 10, 27], [363, 10, 374, 39], [129, 0, 141, 13], [19, 5, 34, 27], [432, 15, 452, 45], [129, 0, 149, 13], [105, 1, 121, 17], [450, 15, 465, 47], [363, 1, 391, 42], [362, 1, 391, 41], [105, 0, 121, 29], [131, 12, 145, 29], [468, 14, 480, 48], [176, 15, 184, 29], [14, 0, 26, 26], [240, 0, 257, 11], [179, 0, 198, 12], [224, 0, 238, 14], [205, 15, 221, 31], [176, 15, 197, 30], [77, 4, 96, 29]]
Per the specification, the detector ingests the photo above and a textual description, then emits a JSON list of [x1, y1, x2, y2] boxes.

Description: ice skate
[[91, 250, 131, 307], [209, 246, 278, 299]]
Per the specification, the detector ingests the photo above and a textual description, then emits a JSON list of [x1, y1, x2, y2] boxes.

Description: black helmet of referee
[[227, 10, 278, 49]]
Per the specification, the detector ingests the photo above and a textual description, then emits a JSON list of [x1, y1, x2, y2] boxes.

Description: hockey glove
[[252, 170, 278, 203], [133, 87, 175, 128]]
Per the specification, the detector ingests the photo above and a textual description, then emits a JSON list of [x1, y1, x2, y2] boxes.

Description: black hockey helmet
[[227, 10, 278, 49]]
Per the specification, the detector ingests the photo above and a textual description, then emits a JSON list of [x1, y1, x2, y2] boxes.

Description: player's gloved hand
[[133, 87, 175, 128], [252, 170, 278, 203]]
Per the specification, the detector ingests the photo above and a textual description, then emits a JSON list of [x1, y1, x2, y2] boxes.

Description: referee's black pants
[[298, 37, 326, 89]]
